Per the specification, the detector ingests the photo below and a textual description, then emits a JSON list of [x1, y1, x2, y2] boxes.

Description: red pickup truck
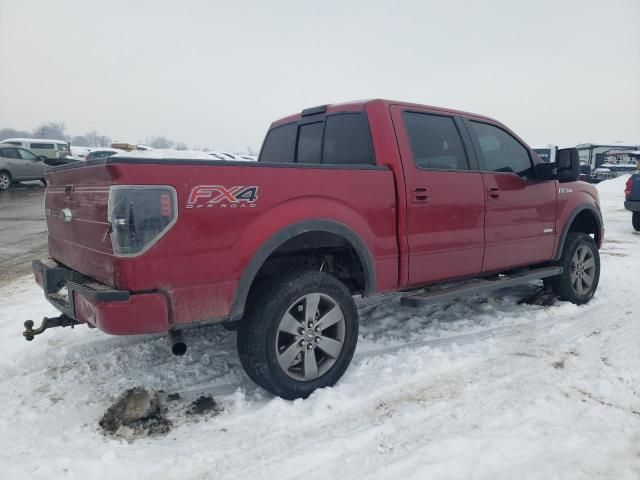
[[25, 99, 603, 399]]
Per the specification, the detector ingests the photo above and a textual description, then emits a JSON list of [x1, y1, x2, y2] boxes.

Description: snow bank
[[596, 174, 630, 195]]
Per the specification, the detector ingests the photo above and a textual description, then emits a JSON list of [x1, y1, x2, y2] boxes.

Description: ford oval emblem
[[59, 208, 72, 223]]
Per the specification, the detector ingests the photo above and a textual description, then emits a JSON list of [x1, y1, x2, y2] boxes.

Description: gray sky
[[1, 0, 639, 151]]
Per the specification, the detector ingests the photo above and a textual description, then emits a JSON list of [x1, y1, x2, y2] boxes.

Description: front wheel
[[547, 232, 600, 305], [237, 270, 358, 400], [633, 212, 640, 232], [0, 171, 11, 191]]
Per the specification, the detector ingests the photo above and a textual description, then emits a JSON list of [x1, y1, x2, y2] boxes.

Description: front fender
[[553, 202, 603, 261]]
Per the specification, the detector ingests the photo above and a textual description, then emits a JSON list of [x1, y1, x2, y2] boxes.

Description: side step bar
[[400, 266, 563, 308]]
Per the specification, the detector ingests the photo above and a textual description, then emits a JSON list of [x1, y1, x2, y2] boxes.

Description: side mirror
[[556, 148, 580, 183], [535, 162, 556, 181], [38, 155, 47, 161]]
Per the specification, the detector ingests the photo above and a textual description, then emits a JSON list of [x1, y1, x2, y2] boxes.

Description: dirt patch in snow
[[99, 387, 172, 440], [99, 388, 223, 440], [187, 395, 221, 416]]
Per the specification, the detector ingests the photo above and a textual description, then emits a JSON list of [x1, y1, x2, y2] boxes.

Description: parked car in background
[[85, 148, 124, 161], [0, 145, 47, 190], [624, 173, 640, 231], [600, 163, 637, 176], [207, 152, 256, 161], [69, 146, 92, 160], [0, 138, 71, 165], [207, 151, 238, 161], [110, 143, 153, 152]]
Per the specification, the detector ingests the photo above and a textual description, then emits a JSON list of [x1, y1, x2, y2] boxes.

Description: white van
[[0, 138, 71, 164]]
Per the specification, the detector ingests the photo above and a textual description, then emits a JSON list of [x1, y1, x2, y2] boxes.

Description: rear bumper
[[624, 200, 640, 212], [33, 259, 170, 335]]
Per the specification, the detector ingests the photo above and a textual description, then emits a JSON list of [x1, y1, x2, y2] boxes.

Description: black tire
[[546, 232, 600, 305], [0, 171, 11, 191], [633, 212, 640, 232], [237, 270, 358, 400]]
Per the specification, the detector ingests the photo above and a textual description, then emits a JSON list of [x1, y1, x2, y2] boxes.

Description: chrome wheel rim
[[0, 174, 9, 190], [275, 293, 346, 381], [571, 245, 596, 295]]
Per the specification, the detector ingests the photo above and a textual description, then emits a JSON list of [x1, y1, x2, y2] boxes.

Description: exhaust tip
[[168, 330, 187, 356], [172, 341, 187, 356]]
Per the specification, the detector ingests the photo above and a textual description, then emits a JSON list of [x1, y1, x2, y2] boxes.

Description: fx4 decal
[[187, 185, 259, 209]]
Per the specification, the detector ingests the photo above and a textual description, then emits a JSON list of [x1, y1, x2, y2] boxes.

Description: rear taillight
[[108, 186, 177, 256], [625, 177, 633, 199]]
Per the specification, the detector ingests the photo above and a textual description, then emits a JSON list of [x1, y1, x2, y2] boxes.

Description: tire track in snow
[[171, 298, 639, 480], [174, 298, 604, 398]]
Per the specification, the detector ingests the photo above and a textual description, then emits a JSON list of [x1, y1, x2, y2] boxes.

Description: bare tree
[[85, 130, 111, 147], [34, 122, 66, 140], [147, 136, 175, 149], [0, 128, 32, 140], [71, 135, 90, 147]]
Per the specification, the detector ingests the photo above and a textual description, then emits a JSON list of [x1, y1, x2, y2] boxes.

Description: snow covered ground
[[0, 177, 639, 479]]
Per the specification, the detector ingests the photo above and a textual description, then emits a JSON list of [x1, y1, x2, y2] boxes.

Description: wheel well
[[568, 209, 601, 246], [246, 231, 366, 303]]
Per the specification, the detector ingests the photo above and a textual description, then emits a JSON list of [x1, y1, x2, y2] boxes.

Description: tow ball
[[23, 315, 81, 341]]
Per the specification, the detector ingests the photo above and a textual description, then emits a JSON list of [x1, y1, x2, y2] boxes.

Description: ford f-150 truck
[[624, 173, 640, 231], [24, 99, 603, 399]]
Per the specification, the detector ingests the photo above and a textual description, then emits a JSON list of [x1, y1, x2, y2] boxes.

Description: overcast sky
[[1, 0, 639, 151]]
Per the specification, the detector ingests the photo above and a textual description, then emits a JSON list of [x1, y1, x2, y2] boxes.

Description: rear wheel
[[547, 232, 600, 304], [237, 270, 358, 399], [633, 212, 640, 232], [0, 171, 11, 191]]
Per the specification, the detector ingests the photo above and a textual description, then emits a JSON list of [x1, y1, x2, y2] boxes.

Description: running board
[[400, 266, 563, 308]]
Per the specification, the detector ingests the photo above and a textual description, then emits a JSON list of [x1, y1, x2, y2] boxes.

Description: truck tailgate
[[44, 164, 115, 286]]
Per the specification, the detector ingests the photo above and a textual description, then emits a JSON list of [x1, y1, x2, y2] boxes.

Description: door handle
[[488, 187, 500, 199], [411, 186, 430, 203]]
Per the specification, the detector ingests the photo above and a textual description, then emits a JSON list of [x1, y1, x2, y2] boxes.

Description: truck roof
[[270, 99, 498, 127]]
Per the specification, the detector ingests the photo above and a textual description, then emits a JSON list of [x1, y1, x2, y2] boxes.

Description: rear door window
[[322, 114, 374, 165], [403, 112, 469, 170], [0, 148, 20, 159], [259, 123, 297, 163], [296, 122, 323, 164]]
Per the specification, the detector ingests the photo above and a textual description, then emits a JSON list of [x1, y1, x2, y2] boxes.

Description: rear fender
[[229, 199, 376, 321]]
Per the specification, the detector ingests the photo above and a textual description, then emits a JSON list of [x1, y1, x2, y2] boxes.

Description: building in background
[[604, 149, 640, 167], [532, 145, 556, 163], [577, 143, 640, 168]]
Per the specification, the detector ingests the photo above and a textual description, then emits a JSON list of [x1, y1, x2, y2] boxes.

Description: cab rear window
[[258, 123, 297, 163], [258, 113, 374, 166]]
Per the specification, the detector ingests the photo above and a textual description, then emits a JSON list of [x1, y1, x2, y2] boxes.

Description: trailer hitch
[[23, 315, 80, 341]]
